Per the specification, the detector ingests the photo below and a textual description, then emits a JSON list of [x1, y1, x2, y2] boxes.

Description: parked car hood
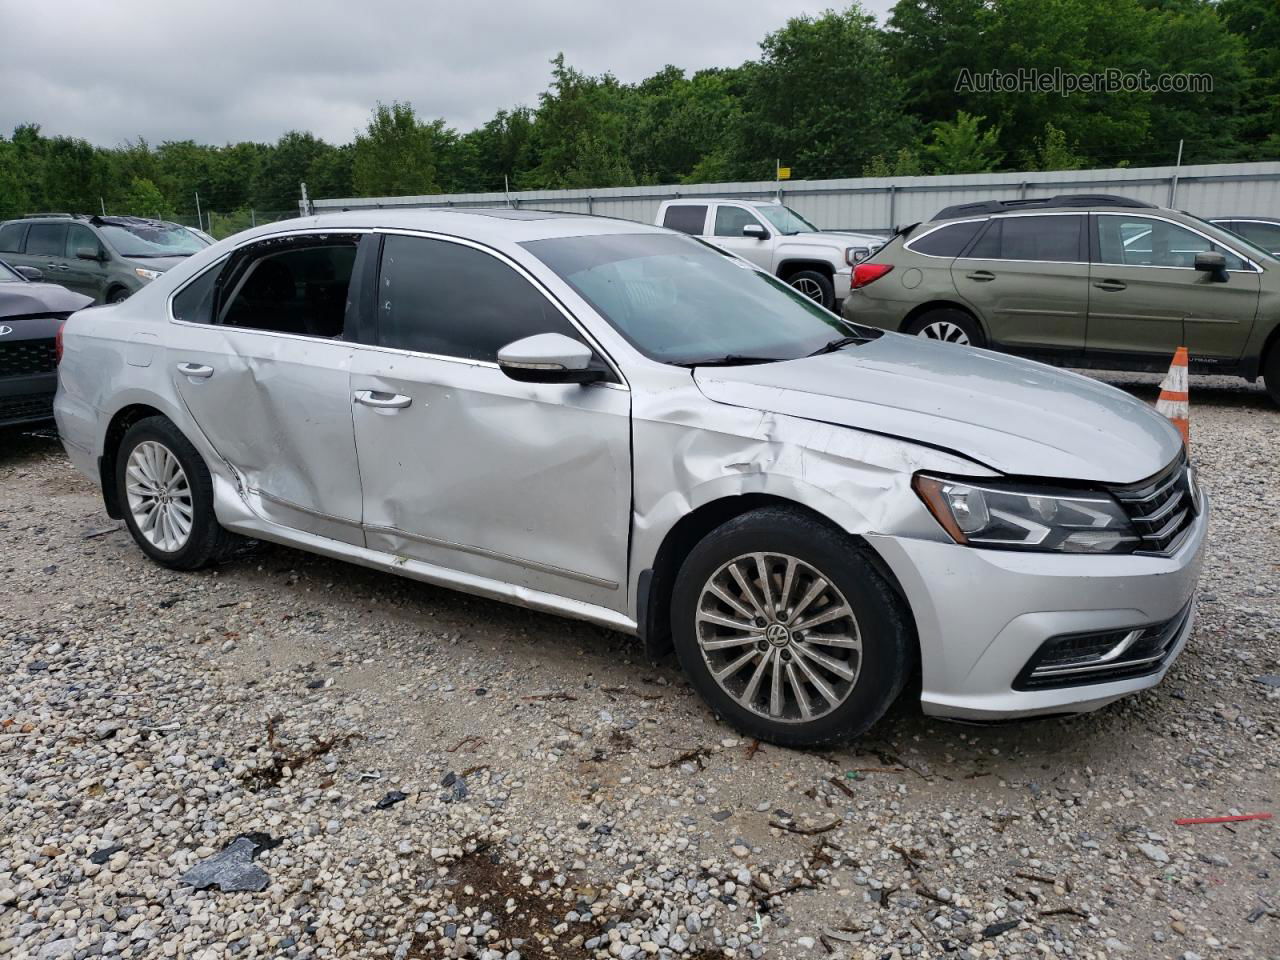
[[780, 231, 882, 251], [693, 334, 1182, 485], [0, 282, 93, 317], [122, 255, 191, 273]]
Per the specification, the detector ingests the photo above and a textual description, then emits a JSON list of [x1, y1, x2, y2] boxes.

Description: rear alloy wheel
[[787, 269, 835, 310], [116, 416, 238, 570], [672, 507, 911, 747], [906, 308, 985, 348]]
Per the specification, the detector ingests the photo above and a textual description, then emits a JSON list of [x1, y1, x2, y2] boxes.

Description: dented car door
[[349, 232, 632, 610]]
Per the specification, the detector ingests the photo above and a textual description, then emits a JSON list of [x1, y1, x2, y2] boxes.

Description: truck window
[[662, 205, 708, 236]]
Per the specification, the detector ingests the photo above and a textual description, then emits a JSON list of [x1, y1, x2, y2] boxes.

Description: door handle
[[1093, 280, 1127, 292], [353, 390, 412, 409], [964, 270, 996, 282], [176, 362, 214, 379]]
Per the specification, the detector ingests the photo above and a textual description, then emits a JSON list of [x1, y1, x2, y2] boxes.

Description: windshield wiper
[[807, 335, 868, 357], [674, 354, 789, 368], [126, 253, 193, 258]]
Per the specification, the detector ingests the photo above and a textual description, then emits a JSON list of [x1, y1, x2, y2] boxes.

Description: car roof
[[932, 194, 1158, 221], [1211, 215, 1280, 223], [237, 207, 671, 244]]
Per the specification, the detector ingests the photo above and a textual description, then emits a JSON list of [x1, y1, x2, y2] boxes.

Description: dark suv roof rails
[[20, 212, 78, 219], [933, 194, 1156, 221]]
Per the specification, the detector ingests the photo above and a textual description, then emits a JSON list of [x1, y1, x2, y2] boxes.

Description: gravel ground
[[1, 373, 1277, 960]]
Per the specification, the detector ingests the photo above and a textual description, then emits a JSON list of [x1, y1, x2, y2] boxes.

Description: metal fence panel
[[311, 162, 1280, 234]]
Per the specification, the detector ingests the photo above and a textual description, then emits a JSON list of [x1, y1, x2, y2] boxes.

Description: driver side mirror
[[497, 332, 603, 384], [76, 246, 103, 261], [742, 224, 768, 240], [1194, 251, 1228, 282], [14, 265, 43, 281]]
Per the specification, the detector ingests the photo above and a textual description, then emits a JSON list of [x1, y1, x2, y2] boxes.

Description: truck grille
[[0, 338, 58, 378], [1109, 455, 1197, 556], [1014, 601, 1193, 690]]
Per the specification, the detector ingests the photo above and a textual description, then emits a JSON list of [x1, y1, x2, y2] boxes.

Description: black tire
[[786, 269, 835, 310], [115, 416, 238, 570], [108, 288, 130, 304], [1264, 345, 1280, 407], [670, 507, 912, 747], [905, 307, 986, 348]]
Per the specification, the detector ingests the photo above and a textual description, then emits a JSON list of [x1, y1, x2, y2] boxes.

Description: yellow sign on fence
[[777, 166, 792, 180]]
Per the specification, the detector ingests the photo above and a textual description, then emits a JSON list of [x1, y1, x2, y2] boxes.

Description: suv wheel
[[787, 270, 835, 310], [116, 416, 238, 570], [906, 308, 985, 347], [671, 507, 911, 747], [1264, 346, 1280, 406], [108, 288, 130, 304]]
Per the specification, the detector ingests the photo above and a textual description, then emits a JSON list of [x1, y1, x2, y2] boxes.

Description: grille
[[0, 338, 58, 378], [0, 392, 55, 424], [1014, 601, 1193, 690], [1109, 455, 1198, 556]]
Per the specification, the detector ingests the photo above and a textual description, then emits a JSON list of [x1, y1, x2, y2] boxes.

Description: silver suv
[[55, 209, 1206, 745], [0, 214, 208, 304]]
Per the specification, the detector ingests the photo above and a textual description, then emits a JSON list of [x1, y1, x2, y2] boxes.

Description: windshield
[[1181, 213, 1276, 264], [756, 205, 818, 235], [0, 259, 21, 282], [524, 232, 864, 365], [99, 222, 208, 258]]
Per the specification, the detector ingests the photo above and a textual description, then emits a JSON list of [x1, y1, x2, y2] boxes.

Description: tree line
[[1, 0, 1276, 235]]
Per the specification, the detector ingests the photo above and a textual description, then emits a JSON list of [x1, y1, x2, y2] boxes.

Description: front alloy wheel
[[695, 553, 862, 724]]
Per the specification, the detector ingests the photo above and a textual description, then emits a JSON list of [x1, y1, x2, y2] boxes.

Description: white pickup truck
[[655, 198, 883, 309]]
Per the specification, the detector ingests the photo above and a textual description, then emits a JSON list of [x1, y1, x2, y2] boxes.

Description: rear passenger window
[[377, 235, 582, 362], [172, 263, 224, 325], [219, 238, 357, 337], [25, 223, 68, 257], [0, 222, 26, 253], [967, 216, 1082, 262], [908, 220, 983, 257], [662, 205, 708, 235]]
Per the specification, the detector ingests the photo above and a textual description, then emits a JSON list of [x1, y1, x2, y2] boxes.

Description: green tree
[[862, 146, 924, 177], [523, 55, 635, 189], [120, 177, 172, 218], [923, 111, 1003, 173], [1218, 0, 1280, 157], [886, 0, 998, 125], [352, 102, 445, 196], [1022, 122, 1087, 170]]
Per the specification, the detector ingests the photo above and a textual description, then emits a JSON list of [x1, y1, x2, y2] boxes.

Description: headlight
[[134, 267, 163, 281], [913, 473, 1140, 554], [845, 246, 871, 265]]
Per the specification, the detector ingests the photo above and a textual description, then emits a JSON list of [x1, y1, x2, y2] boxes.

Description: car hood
[[781, 231, 882, 250], [122, 255, 190, 273], [693, 334, 1183, 484], [0, 282, 93, 317]]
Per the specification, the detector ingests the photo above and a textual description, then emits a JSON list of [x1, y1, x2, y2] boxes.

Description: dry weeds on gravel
[[1, 374, 1277, 960]]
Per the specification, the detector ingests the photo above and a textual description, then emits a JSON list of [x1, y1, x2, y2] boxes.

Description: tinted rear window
[[662, 205, 707, 235], [968, 215, 1082, 262], [0, 222, 26, 253], [25, 223, 67, 257], [908, 220, 983, 257]]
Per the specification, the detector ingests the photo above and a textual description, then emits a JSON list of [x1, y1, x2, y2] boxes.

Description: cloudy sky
[[1, 0, 897, 148]]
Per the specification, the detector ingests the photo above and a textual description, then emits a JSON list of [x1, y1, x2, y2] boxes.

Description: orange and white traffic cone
[[1156, 346, 1190, 447]]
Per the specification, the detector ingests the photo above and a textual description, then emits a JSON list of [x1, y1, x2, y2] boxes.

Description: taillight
[[56, 320, 66, 363], [851, 263, 893, 290]]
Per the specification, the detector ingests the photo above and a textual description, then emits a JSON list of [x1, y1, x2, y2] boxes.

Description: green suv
[[0, 214, 209, 304], [842, 194, 1280, 404]]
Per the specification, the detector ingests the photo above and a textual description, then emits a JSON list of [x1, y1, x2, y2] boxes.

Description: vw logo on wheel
[[0, 325, 12, 337], [764, 622, 791, 646]]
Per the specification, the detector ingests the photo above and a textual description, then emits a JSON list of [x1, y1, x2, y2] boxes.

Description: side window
[[25, 223, 68, 257], [662, 204, 708, 236], [1098, 217, 1244, 270], [908, 220, 984, 257], [0, 222, 27, 253], [1000, 215, 1081, 262], [378, 235, 583, 363], [65, 225, 100, 259], [714, 206, 764, 238], [1237, 221, 1280, 251], [172, 262, 224, 325], [219, 239, 357, 338]]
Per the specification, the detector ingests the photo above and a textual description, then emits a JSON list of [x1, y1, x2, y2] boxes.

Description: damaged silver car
[[54, 209, 1208, 746]]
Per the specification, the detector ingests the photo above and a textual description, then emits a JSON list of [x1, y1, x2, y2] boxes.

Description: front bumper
[[0, 372, 56, 428], [866, 487, 1208, 721]]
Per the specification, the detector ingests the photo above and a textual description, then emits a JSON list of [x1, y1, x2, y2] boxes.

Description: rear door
[[710, 204, 775, 270], [1088, 214, 1260, 364], [16, 222, 68, 282], [167, 231, 370, 544], [951, 213, 1089, 354], [660, 204, 710, 237]]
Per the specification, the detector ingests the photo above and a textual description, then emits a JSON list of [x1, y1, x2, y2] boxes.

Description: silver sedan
[[54, 209, 1207, 746]]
